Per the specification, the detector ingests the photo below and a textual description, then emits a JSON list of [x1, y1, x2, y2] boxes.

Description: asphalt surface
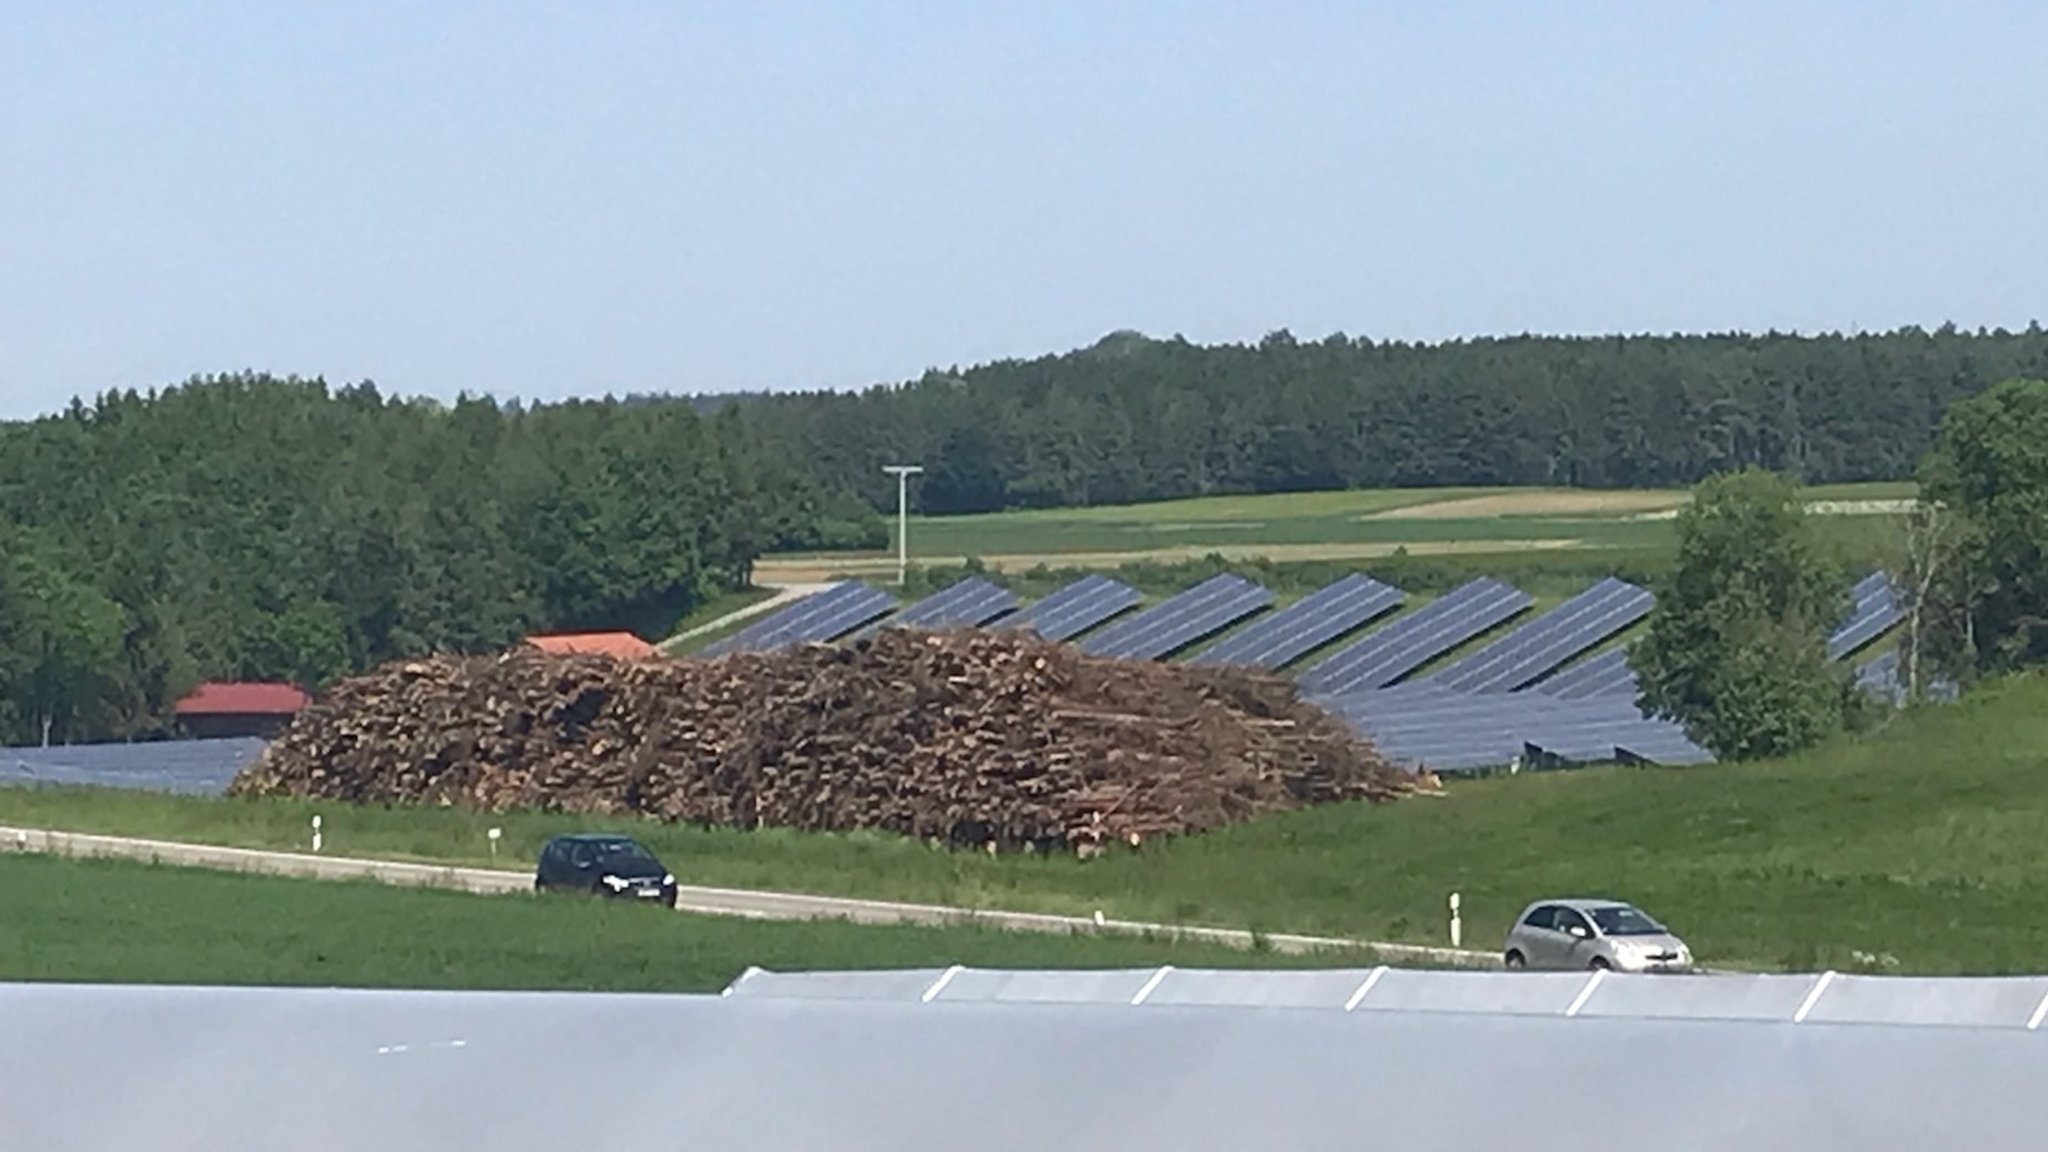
[[0, 824, 1496, 967]]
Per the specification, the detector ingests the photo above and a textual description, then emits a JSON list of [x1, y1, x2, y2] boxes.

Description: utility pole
[[881, 464, 923, 586]]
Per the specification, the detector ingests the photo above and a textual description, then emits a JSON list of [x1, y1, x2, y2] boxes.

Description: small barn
[[173, 682, 311, 740], [524, 631, 660, 661]]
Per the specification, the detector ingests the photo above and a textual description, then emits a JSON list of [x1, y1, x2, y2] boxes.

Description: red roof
[[525, 632, 660, 661], [175, 682, 311, 716]]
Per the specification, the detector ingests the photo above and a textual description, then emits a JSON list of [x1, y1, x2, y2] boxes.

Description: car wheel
[[1589, 957, 1611, 972], [1503, 950, 1526, 970]]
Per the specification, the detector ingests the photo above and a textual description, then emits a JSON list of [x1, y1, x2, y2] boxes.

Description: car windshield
[[1588, 906, 1665, 936], [593, 840, 660, 867]]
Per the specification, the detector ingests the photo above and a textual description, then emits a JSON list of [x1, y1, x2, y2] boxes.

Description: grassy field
[[665, 587, 776, 635], [0, 854, 1380, 991], [756, 481, 1916, 584], [6, 672, 2046, 976]]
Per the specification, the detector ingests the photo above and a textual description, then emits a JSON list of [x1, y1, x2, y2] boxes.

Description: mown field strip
[[0, 824, 1494, 967]]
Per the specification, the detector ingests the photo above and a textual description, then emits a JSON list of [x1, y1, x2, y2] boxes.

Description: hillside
[[6, 674, 2047, 973]]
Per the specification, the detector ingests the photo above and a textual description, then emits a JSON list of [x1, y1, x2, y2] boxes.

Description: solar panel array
[[1079, 574, 1274, 661], [1535, 647, 1637, 699], [1297, 578, 1533, 694], [700, 580, 897, 656], [1187, 574, 1403, 669], [1001, 574, 1144, 642], [1424, 577, 1654, 694], [683, 568, 1926, 781], [0, 737, 267, 797], [1313, 682, 1709, 773], [879, 577, 1019, 631], [1828, 571, 1903, 660]]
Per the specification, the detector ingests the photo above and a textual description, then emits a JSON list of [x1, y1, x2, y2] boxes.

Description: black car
[[534, 833, 679, 907]]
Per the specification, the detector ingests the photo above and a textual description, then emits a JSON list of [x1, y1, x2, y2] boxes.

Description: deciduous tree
[[1634, 469, 1850, 760]]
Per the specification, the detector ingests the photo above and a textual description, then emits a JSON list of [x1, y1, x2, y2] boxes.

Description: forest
[[724, 324, 2048, 515], [0, 374, 880, 745]]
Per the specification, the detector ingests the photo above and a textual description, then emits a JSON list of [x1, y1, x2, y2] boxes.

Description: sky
[[3, 2, 2044, 419]]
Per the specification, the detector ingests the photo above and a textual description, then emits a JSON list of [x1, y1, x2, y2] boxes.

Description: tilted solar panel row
[[1297, 578, 1533, 694], [882, 577, 1020, 631], [1534, 647, 1638, 699], [1847, 570, 1891, 610], [700, 581, 897, 656], [1001, 574, 1144, 642], [1318, 688, 1709, 774], [1079, 574, 1274, 661], [1854, 647, 1959, 705], [1828, 573, 1902, 660], [1424, 577, 1653, 694], [1189, 574, 1403, 670], [0, 736, 269, 797]]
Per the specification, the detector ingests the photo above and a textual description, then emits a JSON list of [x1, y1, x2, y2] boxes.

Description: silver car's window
[[1522, 906, 1558, 930], [1554, 908, 1592, 935], [1589, 906, 1666, 936]]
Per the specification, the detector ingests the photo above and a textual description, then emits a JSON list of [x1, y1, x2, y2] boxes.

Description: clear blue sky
[[3, 2, 2043, 419]]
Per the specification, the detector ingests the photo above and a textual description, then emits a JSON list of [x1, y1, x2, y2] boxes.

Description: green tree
[[1633, 469, 1850, 760], [0, 373, 879, 740], [1917, 377, 2048, 676], [0, 532, 127, 744]]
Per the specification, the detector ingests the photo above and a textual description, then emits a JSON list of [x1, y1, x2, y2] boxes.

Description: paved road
[[0, 824, 1494, 968]]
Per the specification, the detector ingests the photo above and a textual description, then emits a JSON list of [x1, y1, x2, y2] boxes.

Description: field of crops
[[753, 482, 1915, 585]]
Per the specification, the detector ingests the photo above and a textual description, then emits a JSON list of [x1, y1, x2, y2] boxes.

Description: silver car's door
[[1518, 904, 1564, 967], [1552, 907, 1598, 969]]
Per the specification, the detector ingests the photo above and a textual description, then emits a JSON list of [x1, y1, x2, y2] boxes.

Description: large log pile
[[230, 629, 1429, 849]]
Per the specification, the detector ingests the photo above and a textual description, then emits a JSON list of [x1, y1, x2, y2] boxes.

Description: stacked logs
[[229, 629, 1429, 849]]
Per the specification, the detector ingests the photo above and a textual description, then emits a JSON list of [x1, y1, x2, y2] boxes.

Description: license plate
[[637, 888, 662, 898]]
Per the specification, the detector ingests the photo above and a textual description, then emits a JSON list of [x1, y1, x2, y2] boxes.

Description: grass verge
[[0, 854, 1380, 991]]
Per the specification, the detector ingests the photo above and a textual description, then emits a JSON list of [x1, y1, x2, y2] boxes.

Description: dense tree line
[[724, 325, 2048, 516], [0, 374, 881, 744]]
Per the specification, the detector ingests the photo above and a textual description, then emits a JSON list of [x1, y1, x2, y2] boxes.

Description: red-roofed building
[[174, 682, 311, 739], [525, 631, 661, 661]]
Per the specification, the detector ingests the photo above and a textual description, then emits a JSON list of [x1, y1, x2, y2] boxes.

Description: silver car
[[1502, 898, 1693, 973]]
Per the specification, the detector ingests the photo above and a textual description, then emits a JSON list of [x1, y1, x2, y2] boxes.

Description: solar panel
[[874, 577, 1019, 632], [1298, 578, 1533, 694], [0, 737, 269, 796], [1313, 680, 1714, 775], [1535, 647, 1637, 699], [1424, 578, 1652, 694], [1854, 648, 1959, 706], [1079, 574, 1274, 661], [1187, 574, 1404, 669], [1002, 574, 1143, 642], [1829, 573, 1902, 660], [700, 581, 896, 655]]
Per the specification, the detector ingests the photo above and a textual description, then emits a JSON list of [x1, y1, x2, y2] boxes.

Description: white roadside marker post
[[311, 814, 323, 854], [1449, 892, 1463, 949], [487, 827, 502, 861]]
